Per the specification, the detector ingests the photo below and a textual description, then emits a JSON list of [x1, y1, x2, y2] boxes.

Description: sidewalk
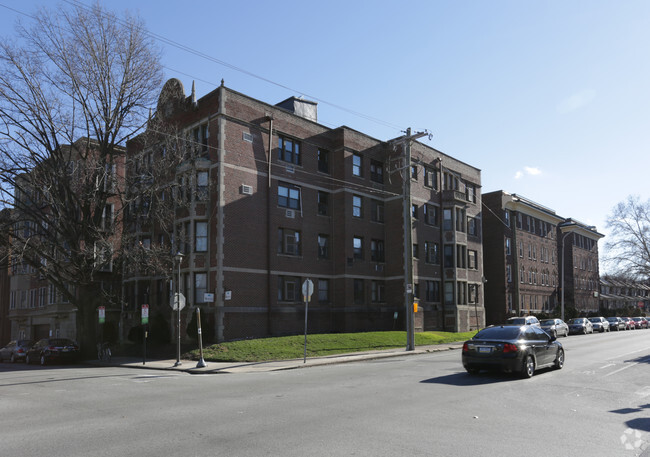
[[86, 342, 464, 374]]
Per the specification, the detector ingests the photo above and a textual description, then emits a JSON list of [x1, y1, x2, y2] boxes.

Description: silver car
[[540, 319, 569, 338], [588, 317, 610, 333]]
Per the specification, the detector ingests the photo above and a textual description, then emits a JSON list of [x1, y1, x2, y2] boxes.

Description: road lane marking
[[604, 362, 639, 378]]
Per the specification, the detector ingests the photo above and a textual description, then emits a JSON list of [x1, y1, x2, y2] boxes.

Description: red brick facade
[[123, 80, 485, 342]]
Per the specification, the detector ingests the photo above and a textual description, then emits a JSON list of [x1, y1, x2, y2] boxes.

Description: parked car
[[588, 317, 610, 333], [568, 318, 594, 335], [621, 317, 636, 330], [506, 316, 541, 327], [0, 340, 34, 363], [631, 317, 649, 329], [462, 325, 564, 378], [606, 317, 626, 331], [25, 338, 80, 365], [540, 319, 569, 338]]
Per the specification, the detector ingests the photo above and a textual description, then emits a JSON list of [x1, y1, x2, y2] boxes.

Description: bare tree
[[0, 2, 163, 353], [605, 195, 650, 279]]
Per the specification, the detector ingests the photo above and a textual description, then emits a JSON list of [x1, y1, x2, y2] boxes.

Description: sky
[[1, 0, 649, 272]]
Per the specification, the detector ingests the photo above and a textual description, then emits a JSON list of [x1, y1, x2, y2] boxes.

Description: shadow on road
[[420, 371, 520, 386]]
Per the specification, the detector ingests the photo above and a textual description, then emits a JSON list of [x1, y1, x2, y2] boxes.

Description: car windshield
[[508, 318, 525, 324], [570, 319, 584, 324], [474, 327, 521, 340], [607, 318, 617, 321], [588, 318, 600, 322], [540, 320, 555, 326]]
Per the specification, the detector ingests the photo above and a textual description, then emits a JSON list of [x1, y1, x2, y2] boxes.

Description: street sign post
[[171, 292, 186, 311], [302, 279, 314, 363]]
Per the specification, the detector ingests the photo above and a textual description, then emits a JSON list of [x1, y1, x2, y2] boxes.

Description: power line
[[61, 0, 406, 133]]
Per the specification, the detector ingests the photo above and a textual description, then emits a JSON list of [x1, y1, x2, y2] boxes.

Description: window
[[371, 200, 384, 223], [504, 210, 510, 227], [424, 168, 437, 189], [443, 245, 454, 268], [468, 217, 479, 236], [466, 185, 476, 203], [195, 273, 207, 303], [443, 208, 453, 231], [425, 242, 440, 264], [279, 136, 301, 165], [318, 279, 329, 303], [370, 160, 384, 183], [94, 241, 113, 272], [371, 281, 385, 303], [196, 171, 208, 201], [457, 282, 466, 305], [410, 165, 418, 180], [371, 239, 385, 262], [101, 204, 114, 231], [278, 183, 301, 209], [352, 153, 362, 177], [426, 281, 440, 302], [318, 234, 329, 259], [518, 241, 523, 258], [506, 238, 511, 255], [444, 173, 459, 190], [353, 195, 363, 218], [354, 279, 365, 304], [318, 149, 329, 174], [468, 284, 479, 304], [411, 204, 418, 219], [317, 191, 329, 216], [353, 237, 363, 259], [455, 207, 466, 232], [195, 222, 208, 252], [444, 282, 454, 305], [278, 276, 300, 302], [456, 245, 467, 269], [468, 250, 478, 269], [424, 204, 439, 226], [507, 265, 512, 282], [191, 123, 209, 155], [278, 228, 301, 256], [413, 243, 419, 259]]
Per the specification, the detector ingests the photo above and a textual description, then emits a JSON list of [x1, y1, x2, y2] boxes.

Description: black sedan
[[462, 325, 564, 378], [25, 338, 80, 365]]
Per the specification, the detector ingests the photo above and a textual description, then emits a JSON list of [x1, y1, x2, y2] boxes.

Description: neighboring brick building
[[483, 192, 604, 324], [482, 192, 565, 324], [6, 139, 125, 344], [559, 218, 604, 314], [123, 79, 485, 343]]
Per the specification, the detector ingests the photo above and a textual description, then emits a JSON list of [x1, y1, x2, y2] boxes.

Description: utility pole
[[400, 128, 428, 351]]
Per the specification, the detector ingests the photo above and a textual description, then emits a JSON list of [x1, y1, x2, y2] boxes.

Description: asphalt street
[[1, 329, 649, 457]]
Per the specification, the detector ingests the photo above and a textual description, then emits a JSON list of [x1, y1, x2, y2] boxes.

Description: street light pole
[[174, 251, 184, 367]]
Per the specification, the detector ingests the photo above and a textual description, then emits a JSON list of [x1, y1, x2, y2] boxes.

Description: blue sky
[[2, 0, 649, 269]]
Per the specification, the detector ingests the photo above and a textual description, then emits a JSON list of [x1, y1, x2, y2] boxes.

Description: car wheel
[[466, 367, 480, 375], [554, 349, 565, 369], [521, 355, 535, 378], [40, 354, 46, 366], [551, 330, 557, 338]]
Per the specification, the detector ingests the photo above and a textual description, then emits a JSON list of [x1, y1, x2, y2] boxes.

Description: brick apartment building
[[559, 218, 604, 314], [122, 79, 485, 343], [5, 140, 125, 344], [482, 191, 603, 324]]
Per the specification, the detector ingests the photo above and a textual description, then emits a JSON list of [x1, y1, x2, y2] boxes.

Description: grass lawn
[[186, 330, 477, 362]]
